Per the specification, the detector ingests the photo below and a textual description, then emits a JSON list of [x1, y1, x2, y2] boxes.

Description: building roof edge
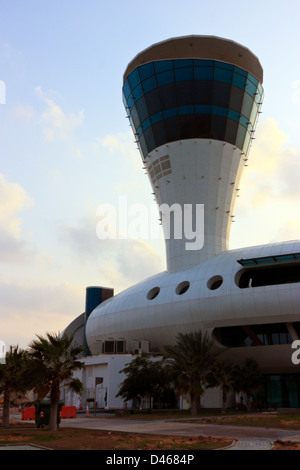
[[123, 35, 263, 84]]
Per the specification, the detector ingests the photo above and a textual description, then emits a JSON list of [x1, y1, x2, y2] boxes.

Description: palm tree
[[233, 357, 263, 411], [164, 330, 218, 415], [0, 345, 29, 427], [26, 332, 85, 431], [116, 355, 168, 412], [207, 358, 238, 414]]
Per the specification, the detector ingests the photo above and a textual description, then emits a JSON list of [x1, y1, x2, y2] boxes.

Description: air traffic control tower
[[123, 36, 264, 273], [67, 36, 300, 408]]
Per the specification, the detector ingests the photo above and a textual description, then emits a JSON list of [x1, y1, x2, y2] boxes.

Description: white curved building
[[66, 36, 300, 409], [86, 240, 300, 363]]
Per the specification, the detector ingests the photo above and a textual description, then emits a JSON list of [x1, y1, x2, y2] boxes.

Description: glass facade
[[238, 264, 300, 288], [238, 253, 300, 266], [123, 59, 263, 159], [255, 375, 300, 408], [214, 322, 294, 348]]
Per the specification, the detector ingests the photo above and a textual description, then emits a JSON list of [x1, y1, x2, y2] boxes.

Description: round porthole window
[[147, 286, 160, 300], [207, 275, 223, 290], [176, 281, 190, 295]]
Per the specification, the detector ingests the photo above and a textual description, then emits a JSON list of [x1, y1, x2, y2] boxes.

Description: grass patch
[[2, 410, 300, 450], [113, 409, 223, 420], [182, 412, 300, 430], [0, 427, 231, 450]]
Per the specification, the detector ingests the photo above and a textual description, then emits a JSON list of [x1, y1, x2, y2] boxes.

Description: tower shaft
[[148, 138, 244, 271], [123, 36, 263, 272]]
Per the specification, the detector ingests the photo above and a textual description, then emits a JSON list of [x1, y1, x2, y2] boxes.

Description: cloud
[[36, 86, 84, 141], [0, 280, 84, 349], [0, 228, 32, 263], [240, 119, 299, 201], [0, 174, 34, 262], [58, 214, 165, 292], [11, 105, 34, 122], [230, 118, 300, 248], [100, 131, 141, 169], [59, 215, 101, 257], [291, 80, 300, 105]]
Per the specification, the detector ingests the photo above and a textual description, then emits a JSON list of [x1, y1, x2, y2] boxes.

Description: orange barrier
[[22, 405, 77, 420], [22, 407, 35, 420], [60, 406, 77, 419]]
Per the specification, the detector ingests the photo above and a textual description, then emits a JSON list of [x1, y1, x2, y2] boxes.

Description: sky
[[0, 0, 299, 350]]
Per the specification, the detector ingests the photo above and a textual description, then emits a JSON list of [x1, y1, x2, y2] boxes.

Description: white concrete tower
[[123, 36, 264, 272]]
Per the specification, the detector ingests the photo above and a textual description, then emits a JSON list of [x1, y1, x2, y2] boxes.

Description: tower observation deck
[[123, 36, 264, 273]]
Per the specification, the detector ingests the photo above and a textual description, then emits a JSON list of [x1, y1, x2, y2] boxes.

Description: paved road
[[2, 414, 300, 450], [58, 415, 300, 450]]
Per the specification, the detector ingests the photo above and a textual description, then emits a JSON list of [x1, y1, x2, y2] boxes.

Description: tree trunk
[[1, 389, 10, 427], [49, 382, 60, 431], [246, 394, 252, 412], [222, 390, 227, 414], [197, 396, 201, 414], [190, 392, 198, 416], [48, 401, 58, 431]]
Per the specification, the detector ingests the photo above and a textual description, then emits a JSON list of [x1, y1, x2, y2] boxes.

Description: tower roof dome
[[124, 35, 263, 85]]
